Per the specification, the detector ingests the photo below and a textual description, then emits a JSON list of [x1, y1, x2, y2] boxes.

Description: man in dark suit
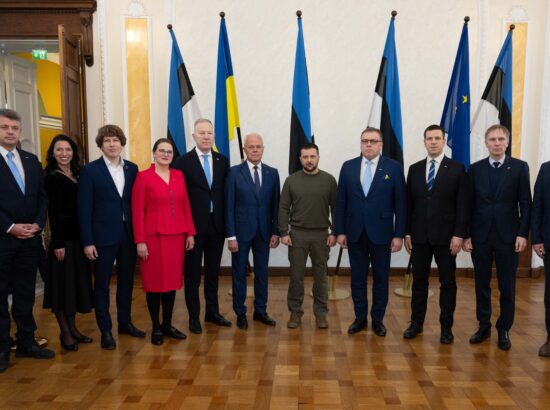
[[402, 124, 470, 344], [225, 133, 280, 330], [0, 108, 54, 373], [78, 124, 145, 350], [530, 162, 550, 356], [463, 124, 531, 350], [173, 119, 231, 333], [336, 126, 406, 336]]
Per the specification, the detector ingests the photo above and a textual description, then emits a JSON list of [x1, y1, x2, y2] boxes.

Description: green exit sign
[[31, 49, 47, 60]]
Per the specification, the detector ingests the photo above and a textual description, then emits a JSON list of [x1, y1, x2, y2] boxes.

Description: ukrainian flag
[[214, 13, 241, 163]]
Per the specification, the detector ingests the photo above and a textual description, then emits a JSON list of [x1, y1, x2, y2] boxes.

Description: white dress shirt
[[195, 147, 213, 182], [0, 146, 25, 183], [360, 154, 379, 184], [489, 155, 506, 168], [425, 152, 445, 181], [103, 155, 125, 197], [248, 161, 262, 186]]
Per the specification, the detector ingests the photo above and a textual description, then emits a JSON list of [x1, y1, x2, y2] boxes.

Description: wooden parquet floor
[[1, 275, 550, 409]]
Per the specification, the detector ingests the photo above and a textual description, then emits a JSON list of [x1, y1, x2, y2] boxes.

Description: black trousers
[[410, 242, 457, 328], [471, 229, 518, 331], [184, 214, 224, 321], [0, 235, 40, 353], [543, 244, 550, 336]]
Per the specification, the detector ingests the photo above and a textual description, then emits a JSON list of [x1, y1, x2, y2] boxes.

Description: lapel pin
[[385, 174, 390, 180]]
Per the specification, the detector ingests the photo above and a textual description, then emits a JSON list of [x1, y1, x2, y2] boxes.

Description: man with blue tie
[[225, 133, 280, 330], [173, 119, 231, 334], [336, 127, 406, 336], [463, 124, 531, 350], [78, 125, 145, 350], [0, 108, 54, 373]]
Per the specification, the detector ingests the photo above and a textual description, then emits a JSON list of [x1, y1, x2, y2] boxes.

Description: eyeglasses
[[361, 139, 382, 145], [157, 149, 173, 156]]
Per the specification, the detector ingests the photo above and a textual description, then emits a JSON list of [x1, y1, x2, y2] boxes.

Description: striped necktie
[[427, 159, 436, 191]]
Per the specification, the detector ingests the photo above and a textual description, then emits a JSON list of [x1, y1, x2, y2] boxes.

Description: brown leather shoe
[[539, 337, 550, 357]]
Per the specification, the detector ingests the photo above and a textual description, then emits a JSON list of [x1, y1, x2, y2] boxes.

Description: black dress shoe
[[237, 314, 248, 330], [205, 313, 232, 327], [15, 342, 55, 359], [72, 333, 93, 344], [403, 323, 423, 339], [0, 351, 9, 373], [162, 326, 187, 340], [348, 319, 367, 335], [101, 332, 116, 350], [440, 328, 454, 344], [372, 321, 387, 337], [497, 330, 511, 351], [189, 318, 202, 334], [469, 326, 491, 344], [59, 336, 78, 352], [151, 330, 164, 346], [253, 311, 276, 326], [118, 323, 146, 338]]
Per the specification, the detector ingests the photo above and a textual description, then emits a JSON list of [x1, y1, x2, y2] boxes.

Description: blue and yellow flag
[[441, 18, 471, 168], [214, 15, 241, 163]]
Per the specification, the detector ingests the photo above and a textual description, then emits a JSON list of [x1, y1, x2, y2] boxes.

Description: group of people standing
[[1, 106, 550, 374]]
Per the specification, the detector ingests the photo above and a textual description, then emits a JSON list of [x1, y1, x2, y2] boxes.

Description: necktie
[[427, 159, 436, 191], [253, 166, 261, 193], [493, 161, 500, 169], [202, 154, 212, 187], [362, 160, 372, 196], [7, 151, 25, 193]]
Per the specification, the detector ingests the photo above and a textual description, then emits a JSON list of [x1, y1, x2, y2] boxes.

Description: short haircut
[[300, 142, 319, 155], [95, 124, 127, 147], [194, 118, 213, 129], [361, 126, 383, 140], [152, 138, 174, 152], [485, 124, 510, 140], [423, 124, 445, 139], [244, 133, 263, 146], [0, 108, 21, 123]]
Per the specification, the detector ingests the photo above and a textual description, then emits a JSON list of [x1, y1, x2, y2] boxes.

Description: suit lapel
[[351, 156, 364, 197], [0, 151, 23, 194], [240, 162, 259, 199], [431, 156, 450, 193], [494, 156, 512, 199], [366, 156, 384, 198], [122, 162, 132, 199], [192, 149, 210, 189], [19, 149, 34, 194], [97, 158, 120, 196]]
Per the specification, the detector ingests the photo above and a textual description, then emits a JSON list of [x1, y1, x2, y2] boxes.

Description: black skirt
[[43, 239, 93, 314]]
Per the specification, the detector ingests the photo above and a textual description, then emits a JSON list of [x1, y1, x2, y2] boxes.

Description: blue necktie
[[202, 154, 212, 187], [362, 160, 372, 196], [253, 166, 261, 194], [7, 151, 25, 193], [427, 159, 436, 191]]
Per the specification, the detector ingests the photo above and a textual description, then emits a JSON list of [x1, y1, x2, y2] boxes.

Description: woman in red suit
[[132, 138, 195, 345]]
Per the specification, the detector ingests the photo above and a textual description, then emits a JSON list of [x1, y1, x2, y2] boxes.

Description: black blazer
[[173, 148, 229, 236], [0, 148, 47, 243], [468, 156, 531, 244], [406, 156, 470, 245], [531, 161, 550, 246]]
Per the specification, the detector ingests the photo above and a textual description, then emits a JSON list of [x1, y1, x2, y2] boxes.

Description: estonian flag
[[214, 13, 242, 164], [368, 12, 403, 165], [441, 17, 471, 168], [289, 11, 313, 174], [471, 26, 513, 158], [167, 26, 202, 158]]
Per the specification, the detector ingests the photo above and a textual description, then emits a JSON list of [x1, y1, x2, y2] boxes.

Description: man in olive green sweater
[[279, 143, 337, 329]]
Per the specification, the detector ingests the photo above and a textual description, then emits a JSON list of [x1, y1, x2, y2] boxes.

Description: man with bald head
[[225, 133, 280, 329]]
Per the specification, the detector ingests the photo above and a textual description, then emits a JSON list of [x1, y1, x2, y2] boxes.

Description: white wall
[[86, 0, 548, 267]]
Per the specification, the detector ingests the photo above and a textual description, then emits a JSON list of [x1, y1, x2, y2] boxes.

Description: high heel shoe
[[60, 336, 78, 352], [151, 330, 164, 346]]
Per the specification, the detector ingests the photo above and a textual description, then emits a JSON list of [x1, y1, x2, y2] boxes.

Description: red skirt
[[140, 233, 185, 292]]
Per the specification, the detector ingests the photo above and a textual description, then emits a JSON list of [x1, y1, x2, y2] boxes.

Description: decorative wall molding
[[473, 0, 490, 162], [538, 2, 550, 165], [97, 0, 109, 123], [507, 6, 528, 21], [126, 0, 146, 17]]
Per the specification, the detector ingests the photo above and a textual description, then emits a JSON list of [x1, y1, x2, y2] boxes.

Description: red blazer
[[132, 165, 196, 243]]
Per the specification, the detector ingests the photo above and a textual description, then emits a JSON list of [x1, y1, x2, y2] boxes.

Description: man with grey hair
[[225, 133, 280, 330], [463, 124, 531, 351], [0, 108, 54, 372], [173, 119, 232, 334]]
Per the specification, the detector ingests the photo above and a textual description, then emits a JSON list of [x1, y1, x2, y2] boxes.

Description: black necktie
[[254, 166, 260, 193], [493, 161, 500, 169]]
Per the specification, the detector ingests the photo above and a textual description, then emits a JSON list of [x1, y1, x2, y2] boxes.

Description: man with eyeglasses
[[336, 127, 406, 336], [173, 119, 231, 334]]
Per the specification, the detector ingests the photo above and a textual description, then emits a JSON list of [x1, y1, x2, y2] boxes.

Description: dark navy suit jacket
[[0, 149, 47, 240], [531, 161, 550, 246], [78, 157, 138, 247], [336, 155, 406, 244], [468, 156, 531, 244], [225, 162, 280, 242]]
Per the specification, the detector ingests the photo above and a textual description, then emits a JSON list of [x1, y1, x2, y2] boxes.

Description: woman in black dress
[[43, 135, 93, 351]]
